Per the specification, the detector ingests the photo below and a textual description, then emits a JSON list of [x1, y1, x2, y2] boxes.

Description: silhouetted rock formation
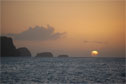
[[0, 36, 19, 56], [58, 55, 69, 58], [36, 52, 53, 57], [17, 47, 31, 57], [0, 36, 32, 57]]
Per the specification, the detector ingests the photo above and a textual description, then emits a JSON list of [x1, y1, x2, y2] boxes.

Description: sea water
[[0, 57, 125, 84]]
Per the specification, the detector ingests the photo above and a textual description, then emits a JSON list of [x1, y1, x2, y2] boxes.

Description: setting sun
[[91, 51, 99, 56], [0, 0, 125, 83]]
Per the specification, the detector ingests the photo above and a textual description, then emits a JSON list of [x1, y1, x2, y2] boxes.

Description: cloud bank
[[7, 25, 66, 41]]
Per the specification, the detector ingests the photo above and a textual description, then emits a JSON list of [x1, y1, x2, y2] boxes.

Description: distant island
[[36, 52, 53, 57], [0, 36, 31, 57], [17, 47, 31, 57], [57, 55, 69, 58]]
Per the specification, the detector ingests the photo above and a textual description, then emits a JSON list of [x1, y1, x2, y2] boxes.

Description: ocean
[[0, 57, 125, 84]]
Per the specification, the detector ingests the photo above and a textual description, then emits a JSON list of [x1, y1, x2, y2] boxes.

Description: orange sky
[[1, 0, 125, 57]]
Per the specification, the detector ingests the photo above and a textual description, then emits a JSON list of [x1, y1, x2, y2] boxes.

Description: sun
[[91, 50, 99, 56]]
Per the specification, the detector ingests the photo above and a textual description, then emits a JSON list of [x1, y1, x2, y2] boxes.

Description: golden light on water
[[91, 51, 99, 56]]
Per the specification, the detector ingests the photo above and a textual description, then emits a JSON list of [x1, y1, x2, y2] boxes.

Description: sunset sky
[[1, 0, 125, 57]]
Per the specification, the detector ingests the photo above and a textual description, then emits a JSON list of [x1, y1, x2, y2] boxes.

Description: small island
[[36, 52, 53, 57], [57, 55, 69, 58], [17, 47, 31, 57]]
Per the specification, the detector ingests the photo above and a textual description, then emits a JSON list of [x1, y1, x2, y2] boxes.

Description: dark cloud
[[83, 40, 107, 44], [7, 25, 66, 41]]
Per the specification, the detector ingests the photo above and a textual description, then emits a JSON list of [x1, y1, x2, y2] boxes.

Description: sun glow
[[91, 51, 99, 56]]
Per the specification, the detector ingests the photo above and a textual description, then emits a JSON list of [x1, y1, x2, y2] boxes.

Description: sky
[[1, 0, 125, 57]]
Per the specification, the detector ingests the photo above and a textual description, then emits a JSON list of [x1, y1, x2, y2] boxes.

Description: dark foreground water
[[0, 57, 125, 84]]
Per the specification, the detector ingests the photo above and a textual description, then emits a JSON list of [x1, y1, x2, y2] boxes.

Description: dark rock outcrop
[[0, 36, 19, 57], [17, 47, 31, 57], [36, 52, 53, 57], [58, 55, 69, 58], [0, 36, 32, 57]]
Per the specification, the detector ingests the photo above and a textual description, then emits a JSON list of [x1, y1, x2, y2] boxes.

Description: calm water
[[0, 57, 125, 84]]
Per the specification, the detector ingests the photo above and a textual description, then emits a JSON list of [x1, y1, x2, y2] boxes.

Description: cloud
[[7, 25, 66, 41], [83, 40, 107, 44]]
